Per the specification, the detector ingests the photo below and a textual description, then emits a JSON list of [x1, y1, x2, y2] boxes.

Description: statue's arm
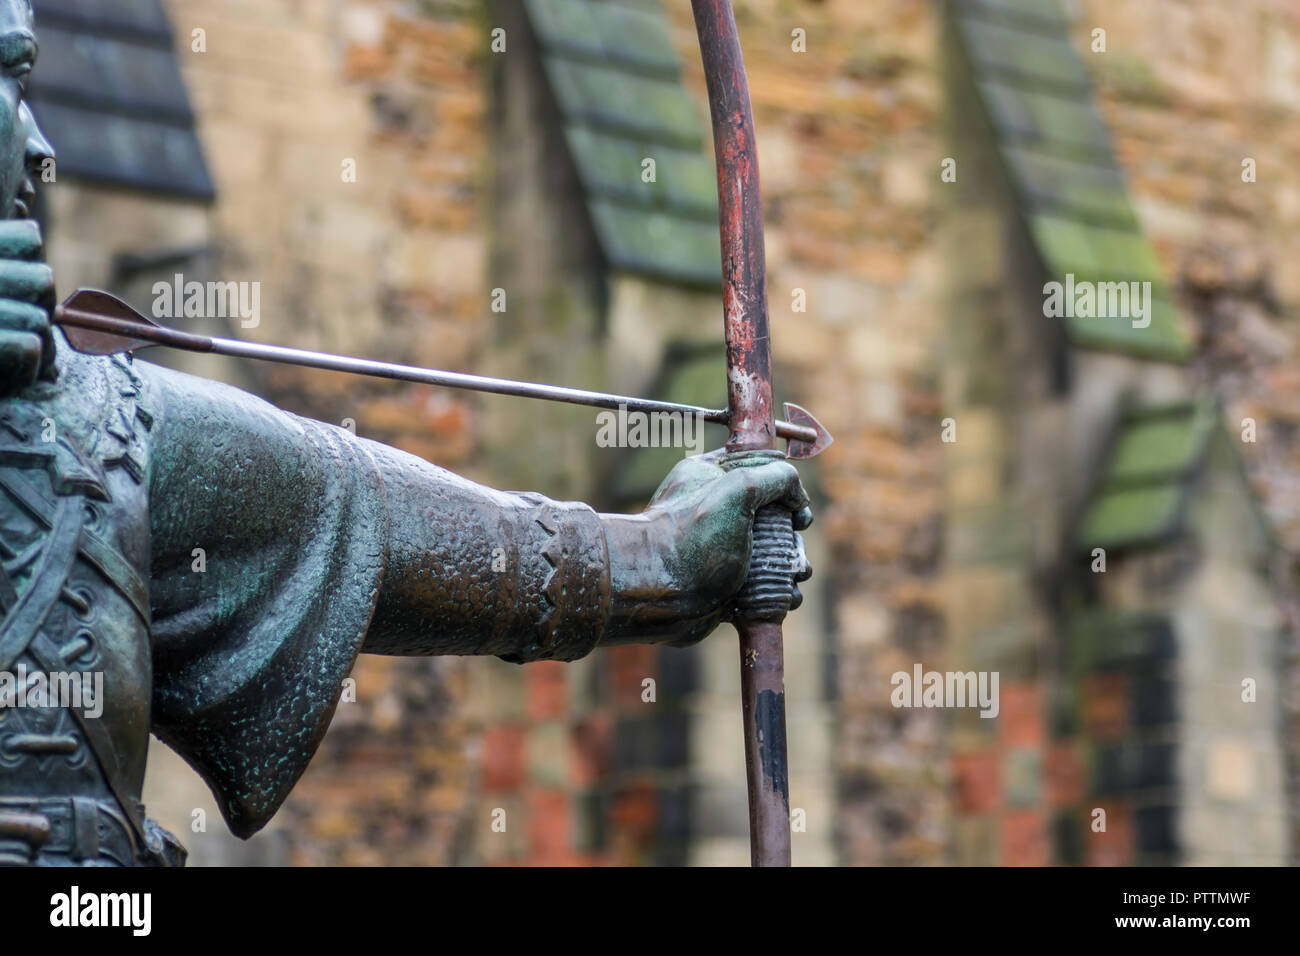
[[142, 361, 609, 662], [357, 437, 616, 661], [144, 362, 810, 665], [361, 440, 812, 661]]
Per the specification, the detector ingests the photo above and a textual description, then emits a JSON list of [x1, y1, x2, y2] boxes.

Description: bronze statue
[[0, 0, 814, 866]]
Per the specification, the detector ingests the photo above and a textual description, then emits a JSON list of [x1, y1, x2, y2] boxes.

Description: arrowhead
[[782, 402, 833, 460]]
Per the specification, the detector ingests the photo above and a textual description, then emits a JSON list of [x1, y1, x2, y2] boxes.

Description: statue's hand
[[0, 220, 55, 394], [603, 449, 813, 648]]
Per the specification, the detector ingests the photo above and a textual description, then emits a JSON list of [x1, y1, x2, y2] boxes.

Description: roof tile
[[1078, 399, 1223, 549], [959, 18, 1089, 92], [951, 2, 1191, 361], [28, 1, 214, 199]]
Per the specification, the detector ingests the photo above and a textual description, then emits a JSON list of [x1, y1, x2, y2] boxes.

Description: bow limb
[[692, 0, 775, 452], [692, 0, 794, 867]]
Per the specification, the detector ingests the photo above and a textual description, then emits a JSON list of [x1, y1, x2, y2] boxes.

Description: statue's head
[[0, 0, 52, 220]]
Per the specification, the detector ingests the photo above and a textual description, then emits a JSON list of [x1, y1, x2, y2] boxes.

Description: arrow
[[52, 289, 833, 459]]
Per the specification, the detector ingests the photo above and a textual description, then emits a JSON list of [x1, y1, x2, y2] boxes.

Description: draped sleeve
[[139, 360, 612, 838]]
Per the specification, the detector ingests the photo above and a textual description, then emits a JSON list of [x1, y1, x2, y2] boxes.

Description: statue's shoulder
[[0, 343, 156, 497]]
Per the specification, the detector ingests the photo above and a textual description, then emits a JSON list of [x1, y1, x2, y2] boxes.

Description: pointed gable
[[947, 0, 1190, 361]]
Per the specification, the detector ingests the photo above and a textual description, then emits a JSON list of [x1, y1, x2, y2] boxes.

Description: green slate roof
[[524, 0, 722, 287], [1078, 398, 1221, 549], [28, 0, 215, 200], [949, 0, 1192, 361]]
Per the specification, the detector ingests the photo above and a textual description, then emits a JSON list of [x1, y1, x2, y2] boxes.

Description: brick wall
[[936, 0, 1300, 866]]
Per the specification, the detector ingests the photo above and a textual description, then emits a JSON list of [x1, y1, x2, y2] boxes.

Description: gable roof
[[28, 0, 215, 200], [1077, 397, 1269, 551], [523, 0, 721, 287], [947, 0, 1191, 361]]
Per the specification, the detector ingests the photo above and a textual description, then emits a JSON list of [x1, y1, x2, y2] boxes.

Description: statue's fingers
[[0, 220, 44, 261], [780, 473, 812, 514], [0, 261, 53, 303], [736, 459, 809, 515], [792, 505, 813, 531], [0, 299, 50, 333], [0, 301, 54, 387], [0, 330, 42, 392], [786, 533, 811, 611]]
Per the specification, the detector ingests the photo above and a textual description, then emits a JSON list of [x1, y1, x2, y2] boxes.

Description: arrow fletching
[[55, 290, 217, 357], [55, 290, 168, 355]]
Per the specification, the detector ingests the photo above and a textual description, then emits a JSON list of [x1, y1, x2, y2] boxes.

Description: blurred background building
[[27, 0, 1300, 865]]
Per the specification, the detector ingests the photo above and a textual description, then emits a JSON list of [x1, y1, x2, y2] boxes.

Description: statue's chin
[[11, 198, 28, 218]]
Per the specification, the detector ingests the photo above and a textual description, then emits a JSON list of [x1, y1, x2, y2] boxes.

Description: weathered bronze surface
[[0, 0, 812, 866]]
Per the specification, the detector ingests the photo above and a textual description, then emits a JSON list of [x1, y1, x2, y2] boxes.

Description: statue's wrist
[[498, 497, 611, 664], [600, 513, 713, 648]]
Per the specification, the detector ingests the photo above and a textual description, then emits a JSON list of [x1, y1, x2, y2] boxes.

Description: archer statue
[[0, 0, 812, 866]]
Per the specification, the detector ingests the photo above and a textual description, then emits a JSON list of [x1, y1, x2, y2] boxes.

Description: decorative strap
[[0, 493, 83, 675], [0, 468, 150, 627], [25, 628, 152, 862]]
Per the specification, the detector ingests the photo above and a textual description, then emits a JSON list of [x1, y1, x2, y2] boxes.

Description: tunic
[[0, 336, 609, 859]]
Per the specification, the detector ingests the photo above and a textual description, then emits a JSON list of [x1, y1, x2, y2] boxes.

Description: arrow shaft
[[54, 307, 821, 445]]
